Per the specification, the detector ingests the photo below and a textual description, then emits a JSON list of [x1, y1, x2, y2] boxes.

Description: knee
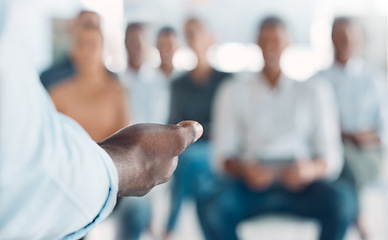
[[202, 193, 235, 229], [324, 183, 358, 223]]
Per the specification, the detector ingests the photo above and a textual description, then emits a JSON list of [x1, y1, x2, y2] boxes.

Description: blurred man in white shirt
[[203, 16, 358, 240], [153, 26, 182, 124], [120, 22, 155, 124]]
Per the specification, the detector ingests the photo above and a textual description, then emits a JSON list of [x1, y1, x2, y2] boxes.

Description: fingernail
[[193, 122, 203, 142]]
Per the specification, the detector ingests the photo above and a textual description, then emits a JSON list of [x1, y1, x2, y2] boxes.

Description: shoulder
[[49, 78, 75, 97], [214, 69, 232, 79], [310, 67, 333, 84], [216, 73, 256, 97], [171, 72, 191, 88], [49, 79, 75, 111], [294, 79, 336, 106], [296, 78, 330, 91], [40, 57, 75, 83]]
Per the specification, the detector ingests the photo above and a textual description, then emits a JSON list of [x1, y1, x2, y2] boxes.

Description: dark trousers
[[166, 141, 212, 233], [202, 180, 358, 240], [117, 197, 152, 240]]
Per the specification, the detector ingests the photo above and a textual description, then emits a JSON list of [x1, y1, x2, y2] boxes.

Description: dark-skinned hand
[[99, 121, 203, 197]]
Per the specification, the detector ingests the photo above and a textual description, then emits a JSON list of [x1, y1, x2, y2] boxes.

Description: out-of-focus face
[[184, 19, 212, 55], [332, 22, 360, 64], [125, 28, 147, 65], [157, 33, 180, 66], [258, 25, 290, 68], [72, 28, 104, 71], [77, 11, 101, 30]]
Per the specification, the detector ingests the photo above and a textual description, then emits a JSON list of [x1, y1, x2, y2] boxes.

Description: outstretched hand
[[99, 121, 203, 197]]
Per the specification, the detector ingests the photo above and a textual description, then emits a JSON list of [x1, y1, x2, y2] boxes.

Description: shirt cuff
[[63, 147, 119, 240]]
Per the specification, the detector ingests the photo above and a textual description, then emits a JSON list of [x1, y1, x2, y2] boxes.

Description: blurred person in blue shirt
[[203, 16, 358, 240], [0, 1, 203, 239], [313, 17, 388, 239], [40, 10, 101, 91], [314, 17, 387, 190], [164, 17, 231, 240]]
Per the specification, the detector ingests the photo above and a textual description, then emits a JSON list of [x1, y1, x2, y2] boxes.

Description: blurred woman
[[50, 27, 130, 142]]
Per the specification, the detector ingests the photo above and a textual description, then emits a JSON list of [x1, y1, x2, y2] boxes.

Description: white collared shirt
[[212, 73, 343, 179], [120, 66, 181, 124], [0, 18, 118, 240], [314, 59, 387, 147]]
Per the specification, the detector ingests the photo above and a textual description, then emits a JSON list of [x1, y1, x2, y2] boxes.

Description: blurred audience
[[50, 27, 129, 142], [314, 17, 388, 239], [40, 10, 101, 90], [204, 16, 358, 240], [39, 7, 388, 240], [165, 18, 231, 239]]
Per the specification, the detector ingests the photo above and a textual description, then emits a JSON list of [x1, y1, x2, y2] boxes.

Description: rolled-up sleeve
[[309, 81, 344, 180], [0, 21, 118, 240]]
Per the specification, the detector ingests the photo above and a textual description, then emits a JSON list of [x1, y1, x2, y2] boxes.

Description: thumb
[[176, 120, 203, 149]]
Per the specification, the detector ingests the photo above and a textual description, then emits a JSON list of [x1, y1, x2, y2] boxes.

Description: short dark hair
[[158, 26, 177, 38], [332, 17, 356, 29], [259, 16, 286, 32], [125, 22, 145, 35], [78, 10, 98, 18]]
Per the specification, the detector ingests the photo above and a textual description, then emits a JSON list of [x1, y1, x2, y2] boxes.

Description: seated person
[[313, 17, 387, 240], [50, 27, 129, 142], [205, 16, 358, 240], [40, 10, 101, 90], [164, 18, 231, 240], [315, 17, 387, 189]]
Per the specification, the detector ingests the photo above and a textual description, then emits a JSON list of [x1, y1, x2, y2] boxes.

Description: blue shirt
[[315, 59, 388, 147], [40, 56, 76, 90], [0, 13, 119, 240]]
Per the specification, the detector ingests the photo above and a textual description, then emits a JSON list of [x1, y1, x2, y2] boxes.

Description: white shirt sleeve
[[211, 80, 243, 174], [0, 22, 118, 240], [308, 81, 344, 180]]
